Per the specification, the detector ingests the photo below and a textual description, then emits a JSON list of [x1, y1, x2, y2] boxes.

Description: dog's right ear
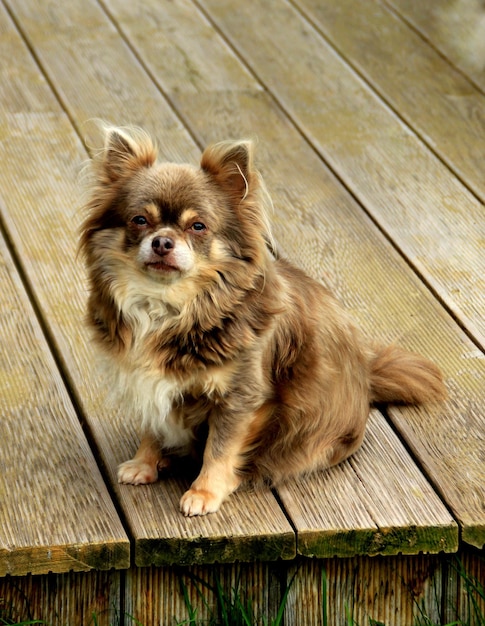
[[200, 140, 254, 208], [101, 127, 158, 183]]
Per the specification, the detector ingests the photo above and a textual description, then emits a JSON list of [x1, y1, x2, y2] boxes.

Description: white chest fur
[[106, 282, 195, 450], [104, 275, 235, 450], [101, 342, 194, 451]]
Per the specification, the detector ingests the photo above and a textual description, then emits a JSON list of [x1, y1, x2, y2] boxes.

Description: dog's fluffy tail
[[369, 344, 447, 405]]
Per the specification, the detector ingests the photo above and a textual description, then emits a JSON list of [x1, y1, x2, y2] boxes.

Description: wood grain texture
[[284, 555, 446, 626], [0, 0, 295, 565], [125, 551, 485, 625], [387, 0, 485, 92], [121, 474, 295, 566], [1, 0, 200, 164], [0, 569, 122, 626], [98, 0, 485, 548], [0, 233, 129, 576], [291, 0, 485, 200], [125, 562, 286, 625], [278, 411, 456, 558], [455, 548, 485, 619]]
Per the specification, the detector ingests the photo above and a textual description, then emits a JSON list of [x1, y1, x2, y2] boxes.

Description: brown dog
[[79, 126, 446, 516]]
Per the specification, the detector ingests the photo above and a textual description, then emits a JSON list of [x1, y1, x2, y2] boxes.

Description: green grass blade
[[214, 575, 229, 626], [178, 577, 199, 625], [124, 612, 145, 626], [271, 568, 299, 626], [233, 593, 252, 626], [345, 603, 356, 626]]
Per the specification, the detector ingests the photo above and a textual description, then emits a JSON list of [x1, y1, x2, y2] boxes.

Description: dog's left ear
[[200, 140, 253, 205]]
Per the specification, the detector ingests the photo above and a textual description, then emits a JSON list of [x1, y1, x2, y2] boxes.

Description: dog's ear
[[200, 140, 253, 205], [102, 127, 158, 183]]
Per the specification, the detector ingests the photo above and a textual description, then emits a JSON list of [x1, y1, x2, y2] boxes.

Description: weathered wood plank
[[128, 551, 485, 625], [0, 0, 295, 565], [387, 0, 485, 92], [285, 555, 445, 626], [1, 0, 200, 163], [118, 471, 295, 566], [291, 0, 485, 201], [124, 562, 285, 625], [0, 231, 129, 576], [0, 569, 123, 626], [455, 548, 485, 619], [80, 0, 485, 549], [197, 0, 485, 349], [279, 411, 457, 558]]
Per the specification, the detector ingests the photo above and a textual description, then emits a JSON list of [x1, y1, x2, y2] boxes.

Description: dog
[[79, 126, 447, 516]]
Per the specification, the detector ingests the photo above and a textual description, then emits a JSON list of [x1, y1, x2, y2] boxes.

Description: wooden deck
[[0, 0, 484, 624]]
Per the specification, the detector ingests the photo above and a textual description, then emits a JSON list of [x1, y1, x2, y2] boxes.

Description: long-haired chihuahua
[[79, 126, 446, 516]]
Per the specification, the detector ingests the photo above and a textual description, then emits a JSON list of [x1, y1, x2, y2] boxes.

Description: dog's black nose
[[152, 236, 174, 256]]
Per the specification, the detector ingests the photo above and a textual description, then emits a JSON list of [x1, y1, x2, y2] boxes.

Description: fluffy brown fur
[[79, 125, 447, 516]]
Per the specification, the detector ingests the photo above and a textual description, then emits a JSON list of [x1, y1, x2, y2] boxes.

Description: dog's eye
[[132, 216, 148, 226], [190, 222, 206, 232]]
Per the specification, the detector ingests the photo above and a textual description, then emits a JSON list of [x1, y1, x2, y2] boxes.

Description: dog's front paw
[[117, 459, 158, 485], [180, 488, 222, 516]]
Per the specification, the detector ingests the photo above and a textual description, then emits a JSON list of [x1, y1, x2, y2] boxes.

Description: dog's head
[[80, 126, 273, 301]]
